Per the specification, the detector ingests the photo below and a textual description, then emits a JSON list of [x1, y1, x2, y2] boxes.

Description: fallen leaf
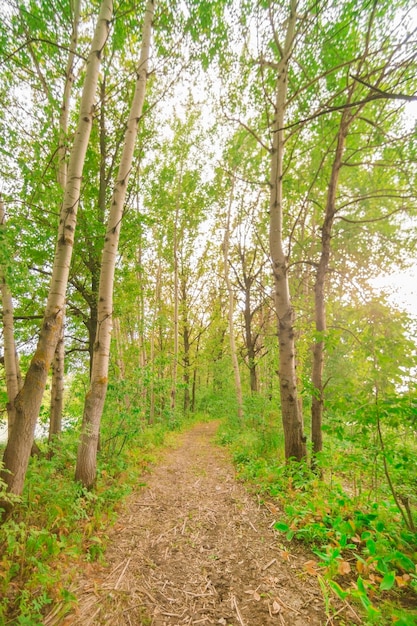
[[253, 591, 261, 601], [265, 502, 279, 514], [396, 574, 411, 588], [338, 560, 351, 575], [369, 573, 382, 584], [304, 560, 319, 576], [271, 600, 281, 614]]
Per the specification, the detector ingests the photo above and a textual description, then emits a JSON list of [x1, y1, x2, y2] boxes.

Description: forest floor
[[48, 422, 334, 626]]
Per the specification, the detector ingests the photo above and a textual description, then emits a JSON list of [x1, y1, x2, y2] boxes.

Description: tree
[[267, 0, 306, 461], [75, 0, 156, 488], [49, 0, 81, 445], [222, 174, 244, 422], [309, 0, 417, 460], [0, 197, 22, 436], [1, 0, 113, 498]]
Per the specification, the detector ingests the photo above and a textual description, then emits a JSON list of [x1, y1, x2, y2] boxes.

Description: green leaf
[[274, 522, 289, 532], [328, 580, 348, 600], [356, 576, 367, 595], [392, 551, 416, 572], [380, 571, 396, 591], [366, 538, 377, 555]]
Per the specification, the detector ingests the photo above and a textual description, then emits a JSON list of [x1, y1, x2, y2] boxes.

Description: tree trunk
[[269, 0, 306, 461], [170, 177, 181, 412], [48, 318, 65, 443], [0, 198, 21, 437], [239, 248, 262, 394], [49, 0, 81, 445], [113, 317, 126, 380], [181, 273, 191, 413], [310, 53, 377, 457], [1, 0, 113, 497], [75, 0, 155, 488], [58, 0, 81, 189], [113, 316, 131, 409], [149, 257, 162, 424], [191, 332, 201, 413], [135, 243, 148, 412], [223, 178, 244, 423], [311, 118, 348, 457]]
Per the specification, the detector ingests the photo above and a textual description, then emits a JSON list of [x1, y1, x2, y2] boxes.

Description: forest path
[[58, 422, 328, 626]]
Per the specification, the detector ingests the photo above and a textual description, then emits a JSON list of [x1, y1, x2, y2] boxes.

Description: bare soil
[[51, 422, 329, 626]]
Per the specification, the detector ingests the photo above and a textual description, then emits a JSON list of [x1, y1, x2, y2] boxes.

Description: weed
[[219, 419, 417, 624]]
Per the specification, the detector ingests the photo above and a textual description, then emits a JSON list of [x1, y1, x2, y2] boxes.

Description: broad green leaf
[[274, 522, 289, 532], [380, 571, 396, 591]]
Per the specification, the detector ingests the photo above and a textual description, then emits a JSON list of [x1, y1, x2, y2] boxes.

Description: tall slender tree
[[222, 175, 244, 422], [310, 2, 417, 459], [0, 197, 22, 437], [49, 0, 82, 444], [268, 0, 306, 461], [75, 0, 156, 488], [1, 0, 113, 498]]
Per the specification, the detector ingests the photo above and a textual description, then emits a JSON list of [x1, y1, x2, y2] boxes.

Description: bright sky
[[374, 267, 417, 319], [382, 99, 417, 320]]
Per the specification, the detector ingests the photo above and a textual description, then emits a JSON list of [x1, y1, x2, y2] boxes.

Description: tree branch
[[350, 73, 417, 102], [0, 37, 87, 68]]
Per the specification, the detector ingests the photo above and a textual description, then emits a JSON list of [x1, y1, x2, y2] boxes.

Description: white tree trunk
[[149, 257, 162, 424], [75, 0, 156, 488], [170, 169, 182, 412], [0, 197, 21, 436], [1, 0, 113, 498], [223, 178, 244, 422], [49, 0, 81, 444], [58, 0, 81, 189]]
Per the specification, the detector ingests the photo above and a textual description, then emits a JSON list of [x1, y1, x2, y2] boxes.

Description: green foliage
[[219, 409, 417, 624], [1, 0, 417, 620], [0, 418, 185, 623]]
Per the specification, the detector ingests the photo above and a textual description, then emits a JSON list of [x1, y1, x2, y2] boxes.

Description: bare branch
[[337, 206, 409, 224], [221, 109, 271, 153], [350, 74, 417, 102], [0, 37, 87, 68]]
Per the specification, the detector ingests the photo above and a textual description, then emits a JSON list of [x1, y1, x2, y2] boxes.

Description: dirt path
[[56, 422, 328, 625]]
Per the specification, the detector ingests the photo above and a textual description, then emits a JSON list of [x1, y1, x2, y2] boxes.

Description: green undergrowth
[[0, 415, 205, 625], [217, 421, 417, 626]]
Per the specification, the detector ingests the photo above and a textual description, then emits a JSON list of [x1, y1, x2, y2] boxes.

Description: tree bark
[[1, 0, 113, 497], [149, 257, 162, 424], [75, 0, 155, 488], [49, 0, 81, 445], [48, 317, 65, 444], [311, 116, 349, 457], [223, 178, 244, 423], [0, 198, 21, 437], [269, 0, 306, 461], [170, 172, 181, 412], [237, 245, 265, 394], [181, 273, 191, 413], [58, 0, 81, 190]]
